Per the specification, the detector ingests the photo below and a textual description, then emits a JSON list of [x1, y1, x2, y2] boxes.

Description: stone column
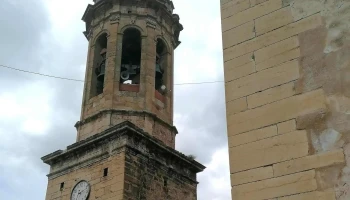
[[143, 25, 157, 112], [80, 38, 94, 122], [104, 18, 120, 111]]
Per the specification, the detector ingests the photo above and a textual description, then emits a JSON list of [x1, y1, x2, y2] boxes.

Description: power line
[[0, 64, 224, 85], [0, 64, 83, 82]]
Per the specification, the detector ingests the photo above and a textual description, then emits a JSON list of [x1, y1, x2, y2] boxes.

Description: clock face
[[71, 180, 90, 200]]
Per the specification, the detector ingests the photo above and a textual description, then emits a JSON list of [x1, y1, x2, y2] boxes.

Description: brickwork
[[221, 0, 350, 199]]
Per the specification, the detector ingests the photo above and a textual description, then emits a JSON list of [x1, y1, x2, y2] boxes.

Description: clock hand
[[78, 189, 86, 200], [79, 188, 86, 194]]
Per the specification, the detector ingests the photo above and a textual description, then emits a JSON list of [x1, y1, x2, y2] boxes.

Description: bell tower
[[41, 0, 205, 200], [74, 0, 185, 149]]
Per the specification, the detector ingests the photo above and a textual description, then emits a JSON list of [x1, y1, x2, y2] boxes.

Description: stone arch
[[119, 27, 142, 86], [155, 35, 171, 54], [119, 24, 146, 37], [90, 32, 108, 97], [155, 37, 171, 97], [92, 29, 110, 46]]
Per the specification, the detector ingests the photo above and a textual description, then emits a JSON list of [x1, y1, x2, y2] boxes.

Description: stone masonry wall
[[43, 122, 202, 200], [123, 148, 198, 200], [221, 0, 350, 199], [45, 152, 125, 200], [77, 111, 176, 148]]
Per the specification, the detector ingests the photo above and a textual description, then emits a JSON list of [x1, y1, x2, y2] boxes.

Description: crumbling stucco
[[290, 0, 350, 198], [288, 0, 350, 53]]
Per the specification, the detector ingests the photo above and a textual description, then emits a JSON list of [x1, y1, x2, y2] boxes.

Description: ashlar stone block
[[230, 166, 273, 186], [229, 130, 309, 173], [273, 149, 345, 177], [226, 60, 299, 102], [231, 170, 317, 200], [222, 0, 282, 32], [228, 125, 277, 147], [227, 89, 327, 136]]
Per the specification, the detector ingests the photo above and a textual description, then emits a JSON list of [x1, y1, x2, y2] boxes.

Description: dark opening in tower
[[91, 33, 107, 97], [120, 28, 141, 85], [155, 39, 168, 94]]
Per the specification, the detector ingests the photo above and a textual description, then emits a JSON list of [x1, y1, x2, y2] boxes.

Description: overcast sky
[[0, 0, 230, 199]]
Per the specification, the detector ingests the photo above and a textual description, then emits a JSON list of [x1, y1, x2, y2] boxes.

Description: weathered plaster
[[290, 0, 350, 198]]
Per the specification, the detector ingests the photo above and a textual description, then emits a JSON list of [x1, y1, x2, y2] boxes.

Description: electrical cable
[[0, 64, 224, 85]]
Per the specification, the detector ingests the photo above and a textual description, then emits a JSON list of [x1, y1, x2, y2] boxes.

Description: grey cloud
[[175, 82, 227, 164], [0, 0, 51, 86], [0, 1, 86, 199]]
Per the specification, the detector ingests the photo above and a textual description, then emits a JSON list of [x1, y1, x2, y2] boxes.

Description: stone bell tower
[[75, 0, 185, 148], [41, 0, 205, 199]]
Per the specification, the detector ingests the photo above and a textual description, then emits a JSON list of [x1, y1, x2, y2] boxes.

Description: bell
[[96, 62, 105, 81], [155, 63, 162, 75], [120, 70, 129, 80], [96, 71, 105, 81], [96, 49, 107, 81]]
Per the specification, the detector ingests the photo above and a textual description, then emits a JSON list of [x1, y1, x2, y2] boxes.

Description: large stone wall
[[221, 0, 350, 199], [76, 110, 177, 148], [42, 122, 204, 200], [45, 152, 125, 200], [123, 147, 198, 200]]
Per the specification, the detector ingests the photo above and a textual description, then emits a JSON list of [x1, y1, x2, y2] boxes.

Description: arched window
[[155, 39, 168, 93], [91, 33, 107, 97], [120, 28, 141, 85]]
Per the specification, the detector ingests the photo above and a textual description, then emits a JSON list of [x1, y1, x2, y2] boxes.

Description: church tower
[[41, 0, 205, 199]]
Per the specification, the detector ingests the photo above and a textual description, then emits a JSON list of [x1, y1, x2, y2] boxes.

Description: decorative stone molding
[[146, 18, 157, 29], [102, 21, 106, 31], [74, 109, 178, 134], [82, 0, 178, 38], [83, 28, 94, 40], [130, 15, 137, 24], [87, 28, 93, 40], [42, 121, 205, 181], [95, 6, 106, 20], [110, 13, 121, 24]]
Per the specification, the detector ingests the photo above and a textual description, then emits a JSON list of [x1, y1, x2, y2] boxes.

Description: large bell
[[155, 63, 163, 90], [96, 48, 107, 81], [120, 70, 129, 80], [96, 63, 105, 81], [155, 63, 162, 76]]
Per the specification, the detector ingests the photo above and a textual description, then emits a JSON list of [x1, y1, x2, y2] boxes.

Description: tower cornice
[[74, 109, 178, 134], [42, 121, 205, 181], [81, 0, 183, 48]]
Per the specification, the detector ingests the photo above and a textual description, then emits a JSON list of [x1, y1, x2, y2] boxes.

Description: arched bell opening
[[91, 33, 108, 98], [119, 28, 141, 92], [155, 38, 168, 103]]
